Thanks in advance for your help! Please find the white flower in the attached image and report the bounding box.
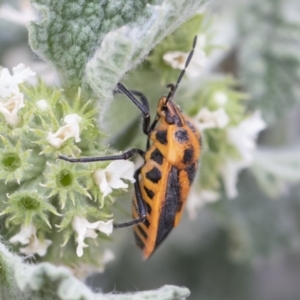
[72,216,113,257]
[221,111,267,198]
[0,92,24,126]
[0,64,35,99]
[36,99,50,111]
[9,223,36,245]
[194,107,229,131]
[0,64,35,126]
[0,0,35,26]
[20,237,52,256]
[47,113,82,148]
[9,224,52,256]
[187,189,220,220]
[93,160,135,198]
[213,91,228,106]
[163,43,206,78]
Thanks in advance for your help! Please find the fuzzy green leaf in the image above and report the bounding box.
[251,147,300,198]
[0,240,190,300]
[29,0,208,102]
[238,0,300,122]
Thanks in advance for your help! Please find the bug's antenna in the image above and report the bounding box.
[165,36,197,103]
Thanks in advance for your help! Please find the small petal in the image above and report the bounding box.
[36,99,50,111]
[221,111,267,199]
[12,64,36,85]
[93,160,135,198]
[163,44,206,78]
[194,107,229,131]
[20,237,52,256]
[47,113,82,148]
[0,92,24,126]
[0,63,35,100]
[72,216,114,257]
[9,223,52,256]
[227,111,266,162]
[106,160,136,183]
[220,159,248,199]
[95,219,113,236]
[213,92,228,106]
[9,224,36,245]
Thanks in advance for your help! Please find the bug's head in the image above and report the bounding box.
[156,95,171,118]
[156,94,183,125]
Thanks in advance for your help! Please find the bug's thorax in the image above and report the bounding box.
[156,96,185,127]
[149,97,201,169]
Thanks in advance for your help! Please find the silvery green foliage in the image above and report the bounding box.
[29,0,208,103]
[252,147,300,198]
[238,0,300,122]
[0,241,190,300]
[0,1,211,298]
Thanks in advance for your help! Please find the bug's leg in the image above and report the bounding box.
[58,148,144,163]
[113,88,149,111]
[129,90,149,112]
[116,82,150,134]
[114,167,147,228]
[146,116,159,150]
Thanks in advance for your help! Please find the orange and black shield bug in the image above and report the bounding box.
[59,36,201,259]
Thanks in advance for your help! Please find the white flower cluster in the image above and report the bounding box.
[0,64,35,126]
[188,93,265,218]
[163,35,267,215]
[70,161,135,257]
[220,111,266,198]
[8,218,112,258]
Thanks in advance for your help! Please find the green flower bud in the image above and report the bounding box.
[0,190,60,228]
[0,136,31,184]
[41,161,92,209]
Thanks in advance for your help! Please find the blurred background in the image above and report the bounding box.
[1,0,300,299]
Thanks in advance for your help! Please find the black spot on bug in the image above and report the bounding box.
[145,167,161,183]
[155,166,180,247]
[145,202,152,215]
[155,130,167,145]
[182,148,194,164]
[185,163,197,185]
[144,218,150,228]
[144,186,155,199]
[164,106,176,125]
[165,113,175,125]
[150,148,163,165]
[175,129,189,143]
[134,231,145,249]
[186,120,196,133]
[136,224,148,239]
